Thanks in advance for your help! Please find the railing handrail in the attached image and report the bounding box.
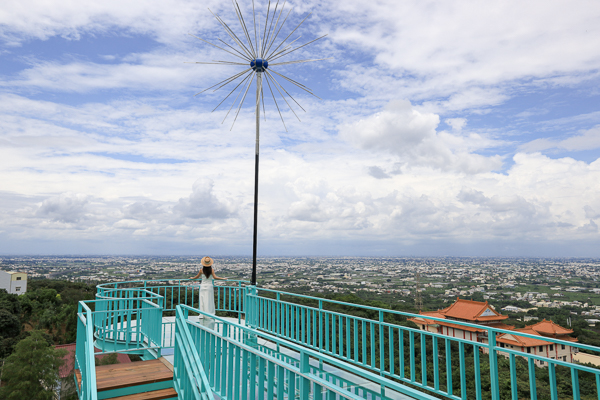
[254,287,598,353]
[97,278,251,290]
[173,307,214,399]
[95,287,165,299]
[75,302,98,400]
[179,304,439,400]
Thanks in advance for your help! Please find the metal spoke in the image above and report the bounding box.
[211,69,252,93]
[209,9,254,60]
[266,12,312,60]
[188,34,250,61]
[264,72,301,122]
[186,61,246,65]
[214,12,255,60]
[270,69,321,99]
[212,10,255,58]
[270,34,328,62]
[218,38,252,61]
[260,1,272,58]
[252,0,258,56]
[194,68,252,96]
[233,0,257,58]
[269,68,312,91]
[263,1,289,58]
[268,36,301,60]
[262,0,281,58]
[265,69,305,112]
[264,72,287,131]
[269,57,332,66]
[212,60,249,65]
[223,72,255,124]
[212,72,253,112]
[231,73,256,130]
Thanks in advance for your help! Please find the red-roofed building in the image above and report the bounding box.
[408,298,578,367]
[408,298,513,344]
[496,320,578,366]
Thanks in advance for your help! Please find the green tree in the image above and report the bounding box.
[0,330,66,400]
[0,309,21,339]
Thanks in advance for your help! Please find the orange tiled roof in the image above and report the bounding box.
[408,311,486,333]
[407,311,446,325]
[529,319,574,336]
[497,327,552,347]
[440,298,508,322]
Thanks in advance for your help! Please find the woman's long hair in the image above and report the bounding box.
[202,266,212,278]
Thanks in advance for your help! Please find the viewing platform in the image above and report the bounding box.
[75,279,600,399]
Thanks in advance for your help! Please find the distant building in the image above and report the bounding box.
[408,298,513,343]
[0,270,27,294]
[497,320,578,366]
[409,298,577,367]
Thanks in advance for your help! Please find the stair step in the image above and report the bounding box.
[76,359,173,392]
[107,388,178,400]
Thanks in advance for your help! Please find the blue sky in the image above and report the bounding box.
[1,0,600,257]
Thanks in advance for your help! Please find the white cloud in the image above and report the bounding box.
[0,0,220,46]
[1,1,600,256]
[173,179,237,220]
[340,100,503,173]
[521,126,600,152]
[35,193,89,223]
[327,0,600,111]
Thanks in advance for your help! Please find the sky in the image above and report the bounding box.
[1,0,600,257]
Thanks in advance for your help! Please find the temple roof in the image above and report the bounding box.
[439,298,508,322]
[497,327,553,347]
[529,319,574,336]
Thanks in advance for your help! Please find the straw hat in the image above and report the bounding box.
[201,256,214,267]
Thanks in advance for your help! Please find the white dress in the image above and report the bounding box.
[199,275,216,316]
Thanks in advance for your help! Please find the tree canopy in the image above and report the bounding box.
[0,330,66,400]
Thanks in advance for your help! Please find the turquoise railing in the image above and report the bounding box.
[173,306,220,400]
[92,288,164,355]
[75,302,98,400]
[249,288,600,400]
[97,279,248,348]
[79,279,600,400]
[97,278,248,312]
[177,304,437,400]
[75,289,165,400]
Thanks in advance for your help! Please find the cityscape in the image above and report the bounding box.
[4,255,600,316]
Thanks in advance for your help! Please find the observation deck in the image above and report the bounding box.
[75,279,600,399]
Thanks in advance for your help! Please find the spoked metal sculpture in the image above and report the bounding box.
[190,0,327,286]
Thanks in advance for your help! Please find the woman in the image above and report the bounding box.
[189,256,226,316]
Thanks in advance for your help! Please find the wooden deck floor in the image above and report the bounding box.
[108,388,178,400]
[76,358,173,392]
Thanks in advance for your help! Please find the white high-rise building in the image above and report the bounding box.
[0,271,27,294]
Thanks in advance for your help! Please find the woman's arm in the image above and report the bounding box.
[189,271,202,280]
[212,270,227,280]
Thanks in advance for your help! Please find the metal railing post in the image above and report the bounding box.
[489,328,500,400]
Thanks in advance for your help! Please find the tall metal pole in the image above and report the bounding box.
[251,71,261,286]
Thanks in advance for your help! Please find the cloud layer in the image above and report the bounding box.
[1,1,600,256]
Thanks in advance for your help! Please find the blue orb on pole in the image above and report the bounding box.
[250,59,268,72]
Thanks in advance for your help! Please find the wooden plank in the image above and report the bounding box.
[108,388,178,400]
[158,357,174,373]
[92,359,173,392]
